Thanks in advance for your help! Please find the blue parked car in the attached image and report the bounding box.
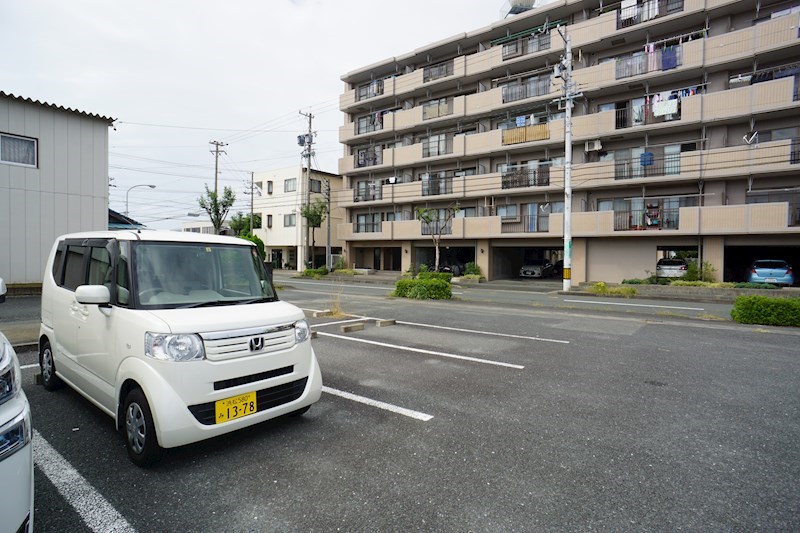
[748,260,794,286]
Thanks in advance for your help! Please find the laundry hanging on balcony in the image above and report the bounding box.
[661,46,679,70]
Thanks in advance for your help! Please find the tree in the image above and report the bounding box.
[300,198,327,268]
[229,211,262,236]
[198,185,236,235]
[416,203,460,272]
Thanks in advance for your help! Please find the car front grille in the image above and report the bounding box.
[200,324,296,361]
[188,377,309,425]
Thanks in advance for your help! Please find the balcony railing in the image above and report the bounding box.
[422,176,453,196]
[613,208,680,230]
[502,124,549,145]
[354,221,382,233]
[501,167,551,189]
[616,45,683,79]
[424,60,454,82]
[501,33,551,60]
[421,220,452,235]
[354,188,382,202]
[422,136,454,157]
[617,0,684,29]
[356,115,384,135]
[422,99,454,120]
[356,80,384,102]
[614,154,680,180]
[615,101,681,128]
[500,214,550,233]
[502,77,551,103]
[355,149,383,168]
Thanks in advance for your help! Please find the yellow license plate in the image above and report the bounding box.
[215,391,257,423]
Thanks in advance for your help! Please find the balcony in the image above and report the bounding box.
[502,124,549,146]
[422,98,454,120]
[502,77,552,104]
[613,207,680,231]
[422,176,453,197]
[424,60,454,83]
[615,45,683,80]
[614,153,681,180]
[617,0,685,29]
[501,167,551,189]
[423,135,454,158]
[355,149,383,168]
[354,221,382,233]
[422,219,453,236]
[501,33,552,61]
[500,214,552,233]
[354,188,382,202]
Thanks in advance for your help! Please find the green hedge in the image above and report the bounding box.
[730,295,800,327]
[394,278,452,300]
[417,271,453,282]
[302,267,328,277]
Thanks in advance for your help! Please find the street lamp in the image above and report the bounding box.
[125,184,156,216]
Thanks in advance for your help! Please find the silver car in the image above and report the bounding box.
[520,259,554,278]
[656,258,688,278]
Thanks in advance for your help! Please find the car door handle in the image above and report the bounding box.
[70,303,81,313]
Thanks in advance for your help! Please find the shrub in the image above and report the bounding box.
[731,295,800,327]
[331,269,357,276]
[587,281,637,297]
[394,278,451,300]
[333,255,348,271]
[670,281,735,288]
[464,262,482,276]
[461,274,482,281]
[622,278,647,285]
[733,282,779,289]
[302,267,328,277]
[418,271,453,282]
[683,260,717,282]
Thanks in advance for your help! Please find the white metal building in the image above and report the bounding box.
[0,92,114,285]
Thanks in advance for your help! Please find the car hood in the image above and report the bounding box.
[144,300,306,334]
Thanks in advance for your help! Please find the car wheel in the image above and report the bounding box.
[123,388,164,467]
[288,405,311,417]
[39,340,64,391]
[452,265,461,276]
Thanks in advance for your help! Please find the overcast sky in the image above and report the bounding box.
[1,0,510,229]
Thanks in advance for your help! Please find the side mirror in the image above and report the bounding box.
[76,285,111,306]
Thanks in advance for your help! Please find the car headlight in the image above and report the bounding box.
[294,319,311,344]
[145,333,205,362]
[0,340,20,407]
[0,407,31,462]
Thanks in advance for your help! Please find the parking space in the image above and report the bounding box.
[16,291,800,531]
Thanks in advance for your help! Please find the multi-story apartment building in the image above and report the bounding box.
[337,0,800,283]
[252,166,344,271]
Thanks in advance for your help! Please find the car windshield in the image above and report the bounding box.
[753,260,788,269]
[132,242,277,309]
[526,259,549,266]
[658,259,685,266]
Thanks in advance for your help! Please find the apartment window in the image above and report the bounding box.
[284,178,296,193]
[267,181,273,195]
[310,179,322,193]
[0,133,37,167]
[496,204,518,218]
[267,214,273,228]
[284,213,296,227]
[422,134,452,157]
[254,181,262,194]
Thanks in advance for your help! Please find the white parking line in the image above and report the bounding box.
[395,321,570,344]
[316,331,525,369]
[33,430,135,532]
[322,386,433,421]
[563,299,705,311]
[20,363,38,370]
[286,280,392,291]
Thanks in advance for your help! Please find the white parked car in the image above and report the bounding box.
[0,278,34,531]
[39,231,322,466]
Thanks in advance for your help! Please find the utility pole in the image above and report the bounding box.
[249,172,255,235]
[209,140,227,195]
[298,111,314,269]
[325,179,332,270]
[555,27,579,292]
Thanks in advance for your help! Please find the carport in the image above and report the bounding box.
[724,243,800,283]
[491,244,563,280]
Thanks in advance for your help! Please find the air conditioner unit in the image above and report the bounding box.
[585,139,602,152]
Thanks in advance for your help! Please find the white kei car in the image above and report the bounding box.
[0,278,34,532]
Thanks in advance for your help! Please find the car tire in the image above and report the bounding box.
[452,265,461,276]
[123,388,164,467]
[39,340,64,391]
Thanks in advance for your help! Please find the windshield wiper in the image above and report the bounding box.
[176,297,274,309]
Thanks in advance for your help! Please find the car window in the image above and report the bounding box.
[62,245,88,291]
[753,260,788,269]
[658,259,686,266]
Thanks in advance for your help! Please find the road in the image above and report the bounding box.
[11,281,800,531]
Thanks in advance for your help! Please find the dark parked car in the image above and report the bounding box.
[748,259,794,286]
[552,260,564,276]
